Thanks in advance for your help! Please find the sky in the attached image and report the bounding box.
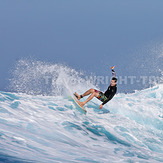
[0,0,163,93]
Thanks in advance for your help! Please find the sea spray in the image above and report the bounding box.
[3,59,163,162]
[9,59,96,96]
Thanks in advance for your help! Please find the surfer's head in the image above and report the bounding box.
[111,77,117,86]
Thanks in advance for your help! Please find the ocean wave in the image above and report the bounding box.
[0,84,162,162]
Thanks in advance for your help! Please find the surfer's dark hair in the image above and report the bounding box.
[112,77,117,83]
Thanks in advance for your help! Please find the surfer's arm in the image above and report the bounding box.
[101,95,113,106]
[111,68,116,78]
[110,66,116,77]
[99,97,113,109]
[101,90,116,106]
[99,104,103,109]
[112,69,116,77]
[99,66,116,109]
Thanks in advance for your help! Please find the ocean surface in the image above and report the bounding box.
[0,61,163,162]
[0,85,163,162]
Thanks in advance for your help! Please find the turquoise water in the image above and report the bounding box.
[0,84,163,162]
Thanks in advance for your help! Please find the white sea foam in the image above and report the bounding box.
[0,84,162,162]
[1,59,162,162]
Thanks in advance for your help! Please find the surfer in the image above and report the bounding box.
[74,66,117,110]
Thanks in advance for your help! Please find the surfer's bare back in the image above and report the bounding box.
[75,66,117,110]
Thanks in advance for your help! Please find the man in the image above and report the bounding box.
[74,66,117,110]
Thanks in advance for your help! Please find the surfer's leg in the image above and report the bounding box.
[80,89,99,106]
[74,92,81,100]
[75,88,95,100]
[81,88,95,97]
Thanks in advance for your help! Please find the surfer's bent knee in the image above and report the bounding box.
[90,88,95,93]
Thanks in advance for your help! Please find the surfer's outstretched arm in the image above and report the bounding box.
[111,66,116,77]
[99,66,117,109]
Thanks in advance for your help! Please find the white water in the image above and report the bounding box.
[0,88,162,162]
[0,60,162,162]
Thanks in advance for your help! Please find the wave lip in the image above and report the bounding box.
[9,59,95,96]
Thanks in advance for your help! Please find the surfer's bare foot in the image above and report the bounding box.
[75,92,81,100]
[78,101,85,107]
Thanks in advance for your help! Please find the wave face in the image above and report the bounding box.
[1,60,163,162]
[0,84,163,162]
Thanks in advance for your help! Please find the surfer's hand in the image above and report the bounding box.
[111,66,115,70]
[99,104,103,109]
